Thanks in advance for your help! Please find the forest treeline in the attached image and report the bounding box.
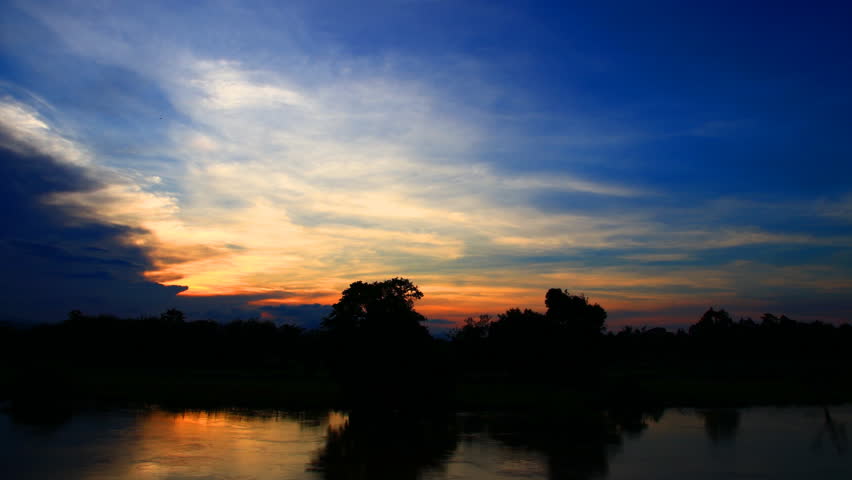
[2,277,851,407]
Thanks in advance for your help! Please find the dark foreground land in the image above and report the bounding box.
[3,364,850,412]
[2,280,852,412]
[2,317,851,412]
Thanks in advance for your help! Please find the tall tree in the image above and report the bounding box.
[544,288,607,337]
[322,277,428,339]
[321,278,435,406]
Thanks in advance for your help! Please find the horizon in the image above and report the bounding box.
[2,1,851,330]
[0,282,840,337]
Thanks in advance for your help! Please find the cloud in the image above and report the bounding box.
[0,98,180,312]
[0,97,90,166]
[0,97,314,323]
[424,318,457,338]
[4,2,852,328]
[0,131,185,320]
[190,60,312,110]
[621,253,693,263]
[819,194,852,223]
[99,56,652,300]
[257,303,332,329]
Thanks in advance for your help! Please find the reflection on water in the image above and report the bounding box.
[1,408,335,480]
[310,410,458,479]
[815,407,848,455]
[697,409,741,444]
[1,405,850,479]
[480,409,654,480]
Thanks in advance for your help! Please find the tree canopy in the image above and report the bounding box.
[544,288,607,337]
[321,277,428,340]
[319,278,438,405]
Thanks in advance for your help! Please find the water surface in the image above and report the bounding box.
[1,405,849,479]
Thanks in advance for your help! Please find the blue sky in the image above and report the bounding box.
[1,0,851,329]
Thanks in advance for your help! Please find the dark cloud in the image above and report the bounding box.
[0,132,336,326]
[0,147,186,321]
[257,303,332,329]
[0,129,235,322]
[153,244,232,265]
[424,318,456,338]
[146,291,330,327]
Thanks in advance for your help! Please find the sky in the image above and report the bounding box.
[1,0,851,330]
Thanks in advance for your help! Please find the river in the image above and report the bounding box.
[1,405,849,479]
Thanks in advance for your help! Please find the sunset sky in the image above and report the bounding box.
[1,1,851,330]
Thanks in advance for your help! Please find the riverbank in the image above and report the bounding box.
[3,366,852,411]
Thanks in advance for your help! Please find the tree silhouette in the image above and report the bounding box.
[322,278,428,340]
[4,282,852,409]
[544,288,607,337]
[160,308,185,323]
[321,278,436,407]
[689,307,734,337]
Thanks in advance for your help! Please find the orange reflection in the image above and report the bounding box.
[99,409,347,479]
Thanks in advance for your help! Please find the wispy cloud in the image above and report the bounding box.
[0,97,89,165]
[3,1,852,326]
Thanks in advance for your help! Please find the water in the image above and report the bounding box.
[1,406,849,479]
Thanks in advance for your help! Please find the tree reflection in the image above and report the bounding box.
[485,408,660,480]
[310,410,458,480]
[310,407,662,480]
[697,409,740,444]
[813,407,848,454]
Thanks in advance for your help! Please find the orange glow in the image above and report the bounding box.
[247,292,340,306]
[90,409,350,479]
